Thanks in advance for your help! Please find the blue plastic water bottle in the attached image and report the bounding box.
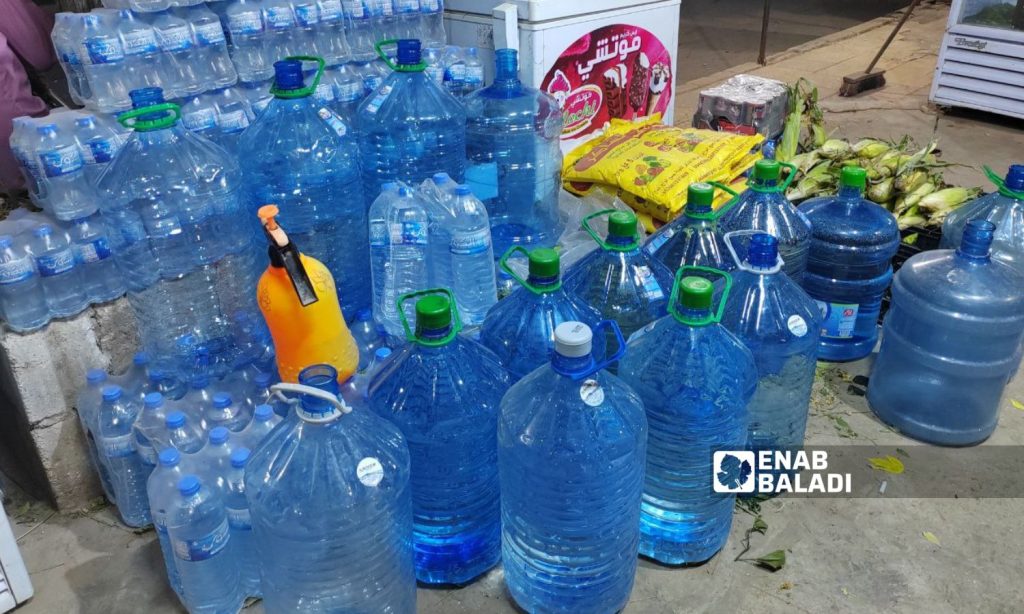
[718,159,811,281]
[369,185,431,336]
[205,392,253,433]
[646,182,735,275]
[563,209,672,347]
[133,391,169,469]
[146,448,187,600]
[446,185,497,326]
[245,364,416,612]
[368,289,508,584]
[0,233,49,332]
[160,410,205,454]
[224,447,261,598]
[800,166,900,361]
[464,48,563,255]
[499,321,646,613]
[356,39,466,204]
[480,246,604,382]
[239,404,282,449]
[721,232,822,456]
[240,58,370,317]
[868,220,1024,445]
[77,369,117,503]
[98,385,153,527]
[618,269,756,564]
[942,165,1024,275]
[30,223,88,318]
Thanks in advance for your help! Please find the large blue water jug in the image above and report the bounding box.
[356,39,466,204]
[498,320,646,613]
[96,87,264,368]
[480,247,604,382]
[563,209,672,347]
[646,182,735,275]
[718,159,811,281]
[368,289,509,585]
[618,270,756,564]
[721,232,822,455]
[868,220,1024,445]
[239,58,370,317]
[941,165,1024,275]
[800,166,900,361]
[245,364,416,612]
[464,48,563,255]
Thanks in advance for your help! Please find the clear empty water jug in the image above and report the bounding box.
[941,165,1024,276]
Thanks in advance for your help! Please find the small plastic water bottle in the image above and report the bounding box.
[462,47,483,96]
[147,448,187,599]
[98,385,152,527]
[314,0,348,66]
[369,186,431,336]
[34,124,98,221]
[133,392,169,469]
[205,392,252,433]
[72,115,124,185]
[343,0,376,61]
[199,426,237,491]
[52,13,92,105]
[418,0,445,47]
[30,224,89,319]
[0,233,49,333]
[441,46,465,96]
[226,0,272,82]
[70,214,125,304]
[116,9,165,95]
[349,308,388,370]
[167,475,244,613]
[446,185,497,327]
[79,13,131,112]
[180,374,216,429]
[152,10,203,99]
[77,369,118,503]
[262,0,299,64]
[421,174,454,291]
[179,92,219,140]
[224,447,261,598]
[161,410,206,454]
[291,0,321,55]
[239,404,281,450]
[182,3,238,90]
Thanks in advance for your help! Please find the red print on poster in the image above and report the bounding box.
[542,24,672,141]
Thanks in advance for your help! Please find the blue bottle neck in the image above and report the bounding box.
[526,273,560,291]
[551,353,596,378]
[838,185,864,200]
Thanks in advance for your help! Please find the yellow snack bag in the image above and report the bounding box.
[563,117,763,222]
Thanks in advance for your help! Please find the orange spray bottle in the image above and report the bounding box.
[256,205,359,383]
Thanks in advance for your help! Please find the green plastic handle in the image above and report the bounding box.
[499,246,558,295]
[985,165,1024,200]
[269,55,326,98]
[749,160,799,194]
[118,103,181,132]
[396,287,462,347]
[667,265,732,327]
[581,208,638,252]
[685,181,738,221]
[375,39,426,72]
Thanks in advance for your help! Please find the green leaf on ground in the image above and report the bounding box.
[922,531,940,546]
[896,447,910,457]
[752,516,768,534]
[832,415,858,438]
[756,550,787,571]
[1011,399,1024,411]
[868,455,905,474]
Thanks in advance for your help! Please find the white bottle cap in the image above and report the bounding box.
[554,322,593,358]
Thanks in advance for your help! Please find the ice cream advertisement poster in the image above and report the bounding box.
[542,24,672,141]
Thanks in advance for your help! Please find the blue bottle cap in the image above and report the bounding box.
[397,186,413,198]
[454,185,472,196]
[158,448,180,467]
[375,347,392,360]
[274,60,305,90]
[1006,165,1024,192]
[396,39,422,66]
[133,352,149,366]
[86,369,107,384]
[36,124,57,136]
[230,447,251,469]
[212,392,232,409]
[101,385,122,402]
[209,426,230,445]
[254,371,272,387]
[130,87,165,109]
[254,404,274,421]
[148,368,166,383]
[144,392,164,409]
[32,224,52,238]
[747,233,779,269]
[432,173,451,185]
[178,475,201,496]
[165,410,186,429]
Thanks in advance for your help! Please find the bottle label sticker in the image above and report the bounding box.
[450,228,491,256]
[362,74,383,95]
[465,65,484,86]
[390,221,428,246]
[816,300,858,339]
[369,220,387,247]
[75,238,112,263]
[343,0,368,19]
[372,0,393,17]
[121,29,159,55]
[157,25,194,52]
[318,0,343,21]
[580,379,605,407]
[82,36,125,64]
[334,80,363,102]
[37,249,76,277]
[357,457,384,487]
[425,64,444,84]
[40,144,84,177]
[218,109,250,133]
[317,108,347,138]
[228,12,264,35]
[226,507,252,530]
[787,314,808,337]
[182,107,217,131]
[421,0,441,12]
[60,48,81,65]
[0,258,33,285]
[172,518,229,562]
[363,84,392,114]
[646,226,675,254]
[313,82,335,103]
[444,63,466,83]
[294,3,320,26]
[87,138,118,164]
[194,22,227,46]
[102,433,135,458]
[395,0,419,14]
[634,265,665,300]
[264,7,296,29]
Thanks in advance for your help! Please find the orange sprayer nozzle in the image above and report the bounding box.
[258,205,280,230]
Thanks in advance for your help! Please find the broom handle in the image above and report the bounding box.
[866,0,923,73]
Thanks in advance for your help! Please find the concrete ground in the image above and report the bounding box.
[7,3,1024,613]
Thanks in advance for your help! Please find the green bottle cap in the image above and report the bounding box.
[415,295,451,333]
[608,210,638,239]
[687,182,715,211]
[840,166,868,189]
[528,248,560,279]
[753,159,782,182]
[679,276,713,310]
